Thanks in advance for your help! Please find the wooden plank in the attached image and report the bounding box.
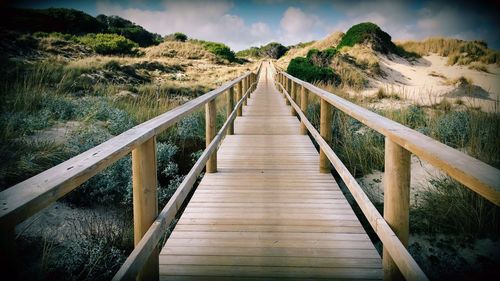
[161,246,380,259]
[159,63,382,280]
[159,255,381,268]
[159,265,383,279]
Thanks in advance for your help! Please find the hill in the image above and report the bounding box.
[0,7,162,47]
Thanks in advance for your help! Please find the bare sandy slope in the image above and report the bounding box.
[363,54,500,111]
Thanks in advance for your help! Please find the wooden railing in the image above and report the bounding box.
[0,63,262,280]
[271,62,500,281]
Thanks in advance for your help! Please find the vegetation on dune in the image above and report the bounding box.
[337,22,419,58]
[77,33,138,55]
[189,39,239,63]
[95,14,162,47]
[0,7,162,47]
[287,57,336,84]
[164,32,188,42]
[0,7,102,35]
[397,37,500,65]
[237,42,289,59]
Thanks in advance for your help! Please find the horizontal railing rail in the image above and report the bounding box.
[277,69,500,205]
[272,61,500,281]
[0,62,262,280]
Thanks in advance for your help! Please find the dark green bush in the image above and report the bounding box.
[287,57,339,84]
[96,14,162,47]
[164,32,188,42]
[306,48,337,67]
[0,7,101,35]
[77,33,138,55]
[337,22,414,57]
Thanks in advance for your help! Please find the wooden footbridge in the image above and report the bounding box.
[1,62,499,281]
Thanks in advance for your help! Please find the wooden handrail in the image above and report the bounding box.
[273,59,500,280]
[0,65,261,231]
[276,81,429,281]
[112,78,259,281]
[278,71,500,205]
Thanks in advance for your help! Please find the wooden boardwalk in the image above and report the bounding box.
[159,63,383,280]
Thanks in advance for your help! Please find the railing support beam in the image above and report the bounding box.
[285,78,291,105]
[319,98,332,173]
[300,85,309,135]
[383,138,411,281]
[291,81,297,116]
[132,137,159,281]
[243,77,248,106]
[205,99,217,173]
[237,80,243,116]
[227,86,235,135]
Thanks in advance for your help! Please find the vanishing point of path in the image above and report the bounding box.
[159,62,383,280]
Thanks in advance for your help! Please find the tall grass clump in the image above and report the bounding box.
[411,177,500,238]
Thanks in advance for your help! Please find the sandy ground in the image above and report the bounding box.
[358,155,443,205]
[362,54,500,112]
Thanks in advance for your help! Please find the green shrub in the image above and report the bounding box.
[287,57,339,84]
[65,126,132,206]
[78,33,138,55]
[306,48,337,67]
[434,111,470,147]
[338,22,414,57]
[198,41,236,62]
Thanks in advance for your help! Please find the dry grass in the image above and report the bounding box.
[144,41,216,61]
[468,62,489,73]
[397,37,500,65]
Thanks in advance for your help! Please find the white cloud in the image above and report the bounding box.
[96,0,276,50]
[279,7,324,45]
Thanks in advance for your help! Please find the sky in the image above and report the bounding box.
[13,0,500,51]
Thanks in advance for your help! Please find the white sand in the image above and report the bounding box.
[358,155,444,206]
[362,54,500,112]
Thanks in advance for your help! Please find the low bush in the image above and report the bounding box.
[434,111,470,147]
[287,57,339,84]
[164,32,188,42]
[77,33,138,55]
[195,40,236,62]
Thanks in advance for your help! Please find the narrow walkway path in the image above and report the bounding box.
[159,62,382,280]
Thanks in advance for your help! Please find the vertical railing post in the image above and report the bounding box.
[300,85,309,135]
[243,76,248,106]
[285,77,291,105]
[206,99,217,173]
[227,86,234,135]
[319,99,332,173]
[237,80,243,117]
[290,81,297,115]
[132,137,159,281]
[383,138,411,281]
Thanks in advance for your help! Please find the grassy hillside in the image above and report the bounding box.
[397,37,500,65]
